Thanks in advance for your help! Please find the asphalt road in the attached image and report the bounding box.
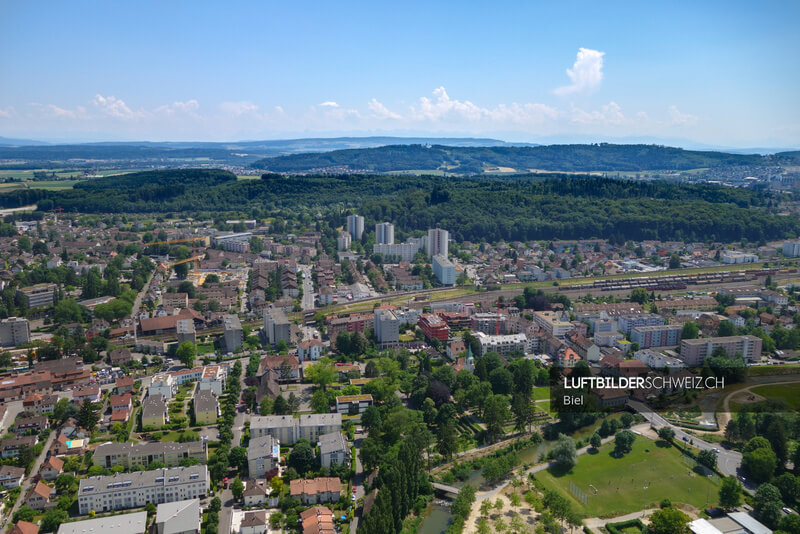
[628,400,744,481]
[300,265,315,311]
[351,431,365,534]
[0,430,57,531]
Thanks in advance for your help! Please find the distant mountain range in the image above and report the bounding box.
[0,136,797,174]
[251,143,798,174]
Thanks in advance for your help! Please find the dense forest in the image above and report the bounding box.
[0,169,798,243]
[251,143,777,174]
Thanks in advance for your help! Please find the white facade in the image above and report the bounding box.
[374,307,400,345]
[346,215,364,241]
[149,374,176,400]
[432,255,456,286]
[427,228,449,259]
[375,222,394,245]
[78,466,209,515]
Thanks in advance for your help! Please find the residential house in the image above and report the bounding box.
[335,394,373,416]
[72,384,101,404]
[155,499,201,534]
[56,513,147,534]
[250,413,342,445]
[142,394,168,428]
[93,441,207,469]
[319,432,350,469]
[300,506,335,534]
[297,339,323,363]
[1,435,37,458]
[289,477,342,506]
[115,376,135,394]
[13,415,48,435]
[26,481,56,509]
[110,393,133,423]
[240,511,267,534]
[40,456,64,481]
[108,348,133,366]
[11,521,39,534]
[193,390,218,425]
[247,435,280,479]
[149,374,177,399]
[77,466,209,515]
[22,393,58,415]
[0,465,25,488]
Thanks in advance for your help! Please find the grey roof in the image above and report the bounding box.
[155,499,201,534]
[142,395,167,419]
[250,413,342,433]
[299,413,342,427]
[223,314,242,330]
[78,465,208,497]
[193,390,218,414]
[250,414,295,430]
[56,511,147,534]
[0,465,25,477]
[94,440,205,458]
[247,435,279,461]
[241,511,266,528]
[319,432,348,456]
[728,512,772,534]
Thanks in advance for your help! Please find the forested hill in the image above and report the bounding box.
[251,143,766,174]
[1,169,798,244]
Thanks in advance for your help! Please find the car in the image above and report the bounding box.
[783,507,796,515]
[682,436,689,442]
[351,494,356,501]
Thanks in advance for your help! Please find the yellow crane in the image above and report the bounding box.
[147,236,209,271]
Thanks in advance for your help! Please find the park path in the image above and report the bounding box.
[716,378,800,433]
[460,425,652,534]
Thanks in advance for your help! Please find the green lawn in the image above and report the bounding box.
[533,438,720,518]
[533,386,551,401]
[750,382,800,411]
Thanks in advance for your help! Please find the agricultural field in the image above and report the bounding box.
[533,438,720,518]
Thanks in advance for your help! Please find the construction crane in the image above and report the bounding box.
[148,236,209,272]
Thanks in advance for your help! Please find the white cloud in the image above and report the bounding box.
[93,94,138,119]
[319,101,339,108]
[554,48,605,96]
[411,86,487,122]
[571,101,625,125]
[220,101,260,116]
[669,105,698,125]
[0,106,14,118]
[368,98,401,120]
[155,100,200,116]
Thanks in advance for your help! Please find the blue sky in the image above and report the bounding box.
[1,1,798,147]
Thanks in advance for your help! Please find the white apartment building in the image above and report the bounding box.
[78,466,209,515]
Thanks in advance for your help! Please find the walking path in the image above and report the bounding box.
[461,425,652,533]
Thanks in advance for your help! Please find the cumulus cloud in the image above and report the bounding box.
[571,101,626,125]
[554,48,605,96]
[411,86,487,122]
[367,98,402,120]
[155,100,200,116]
[93,94,138,119]
[669,105,698,125]
[319,101,339,108]
[220,101,260,116]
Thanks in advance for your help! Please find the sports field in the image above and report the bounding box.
[533,437,720,517]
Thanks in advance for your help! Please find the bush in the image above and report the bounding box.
[606,519,646,534]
